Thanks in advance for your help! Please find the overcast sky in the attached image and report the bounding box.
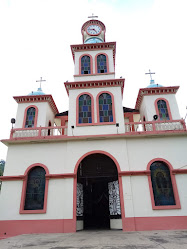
[0,0,187,160]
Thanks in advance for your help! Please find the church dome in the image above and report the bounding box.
[28,87,45,96]
[146,80,163,88]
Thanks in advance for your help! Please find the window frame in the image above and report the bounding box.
[23,105,38,128]
[147,158,181,210]
[79,54,93,75]
[154,98,172,121]
[96,91,116,125]
[20,163,49,214]
[95,53,109,74]
[76,92,95,126]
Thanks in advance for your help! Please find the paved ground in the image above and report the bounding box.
[0,230,187,249]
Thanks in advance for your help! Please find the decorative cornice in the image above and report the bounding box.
[13,95,59,115]
[64,78,125,95]
[70,42,116,67]
[135,86,179,109]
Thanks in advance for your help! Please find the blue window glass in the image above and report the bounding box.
[97,54,107,73]
[157,100,170,120]
[24,167,46,210]
[81,56,91,74]
[150,161,175,206]
[25,107,36,128]
[79,94,92,124]
[99,93,113,123]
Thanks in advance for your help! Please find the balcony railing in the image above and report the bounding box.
[8,119,186,141]
[125,119,186,134]
[10,126,67,139]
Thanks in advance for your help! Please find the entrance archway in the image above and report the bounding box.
[76,152,122,230]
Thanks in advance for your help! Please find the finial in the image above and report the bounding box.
[36,77,46,90]
[145,69,155,84]
[88,13,98,19]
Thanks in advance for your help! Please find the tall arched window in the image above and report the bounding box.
[25,107,36,128]
[150,161,175,206]
[157,100,170,120]
[81,55,91,74]
[24,166,46,210]
[97,54,107,73]
[99,93,113,122]
[79,94,92,124]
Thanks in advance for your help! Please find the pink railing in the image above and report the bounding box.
[125,119,186,134]
[10,126,67,139]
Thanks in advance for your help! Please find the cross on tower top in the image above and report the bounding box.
[36,77,46,89]
[145,69,155,81]
[88,13,98,19]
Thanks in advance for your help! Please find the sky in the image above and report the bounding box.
[0,0,187,160]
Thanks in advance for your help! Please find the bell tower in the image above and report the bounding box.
[65,19,125,136]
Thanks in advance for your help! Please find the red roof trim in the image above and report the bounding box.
[70,42,116,69]
[64,78,125,95]
[13,94,59,115]
[135,86,180,109]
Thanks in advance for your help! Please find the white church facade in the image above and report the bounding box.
[0,19,187,238]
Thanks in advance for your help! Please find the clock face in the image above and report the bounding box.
[86,24,101,35]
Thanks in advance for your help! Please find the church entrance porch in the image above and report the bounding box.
[76,153,122,230]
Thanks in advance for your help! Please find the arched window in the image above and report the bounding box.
[157,100,170,120]
[79,94,92,124]
[99,93,113,122]
[150,161,175,206]
[97,54,107,73]
[24,166,46,210]
[81,55,91,74]
[25,107,36,128]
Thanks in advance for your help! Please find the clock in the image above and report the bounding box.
[86,24,102,36]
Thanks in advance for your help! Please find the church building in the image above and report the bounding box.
[0,19,187,238]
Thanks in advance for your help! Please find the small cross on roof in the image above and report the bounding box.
[36,77,46,89]
[88,13,98,19]
[145,69,155,81]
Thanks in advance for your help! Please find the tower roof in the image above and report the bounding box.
[28,87,45,96]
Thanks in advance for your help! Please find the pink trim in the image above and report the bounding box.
[14,95,59,115]
[155,98,172,120]
[22,105,38,128]
[76,92,94,126]
[135,86,179,109]
[95,52,109,74]
[19,163,49,214]
[0,219,75,238]
[64,78,125,95]
[79,54,93,75]
[0,173,76,181]
[1,216,187,238]
[96,91,116,124]
[147,158,181,210]
[73,150,126,231]
[123,216,187,231]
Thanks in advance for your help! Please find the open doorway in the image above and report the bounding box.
[77,153,121,230]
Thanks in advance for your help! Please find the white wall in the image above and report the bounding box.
[140,94,181,121]
[14,102,55,129]
[1,134,187,221]
[68,86,125,136]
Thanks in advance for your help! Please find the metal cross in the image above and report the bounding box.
[145,69,155,80]
[36,77,46,89]
[88,13,98,19]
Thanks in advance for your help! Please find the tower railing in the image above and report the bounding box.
[10,126,67,139]
[125,119,186,134]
